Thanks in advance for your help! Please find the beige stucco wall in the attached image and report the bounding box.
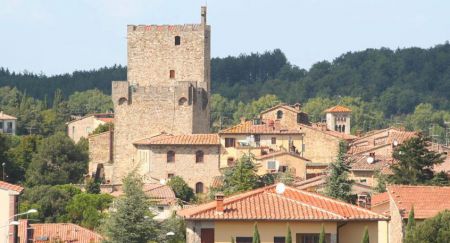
[137,145,220,190]
[215,221,337,243]
[260,106,304,128]
[67,116,105,143]
[338,221,380,243]
[350,170,376,187]
[256,153,309,179]
[219,134,304,168]
[0,189,10,243]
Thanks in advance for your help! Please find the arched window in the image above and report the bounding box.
[338,125,342,132]
[342,125,346,133]
[335,125,338,131]
[178,97,188,106]
[195,182,204,193]
[195,150,204,163]
[175,36,181,45]
[276,110,283,119]
[167,151,175,163]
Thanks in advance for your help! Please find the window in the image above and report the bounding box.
[0,122,3,129]
[342,125,345,132]
[271,137,276,145]
[196,150,204,163]
[225,138,236,148]
[175,36,181,45]
[254,134,261,146]
[118,97,127,105]
[167,151,175,163]
[267,160,278,171]
[279,165,288,173]
[236,237,253,243]
[227,157,235,166]
[168,173,174,178]
[274,237,285,243]
[335,125,338,131]
[170,70,175,79]
[157,206,164,212]
[296,233,331,243]
[195,182,204,193]
[276,110,283,119]
[360,179,367,184]
[7,122,12,129]
[178,97,188,106]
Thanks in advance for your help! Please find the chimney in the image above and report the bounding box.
[215,193,225,213]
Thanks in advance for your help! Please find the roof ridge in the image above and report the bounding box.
[286,186,387,218]
[267,190,345,219]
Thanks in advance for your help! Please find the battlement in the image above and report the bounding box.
[127,24,208,33]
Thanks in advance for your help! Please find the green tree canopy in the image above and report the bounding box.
[390,135,444,185]
[404,206,416,243]
[221,154,260,195]
[103,173,157,243]
[412,210,450,243]
[25,132,88,186]
[325,141,353,202]
[67,89,113,116]
[166,176,196,203]
[66,193,113,229]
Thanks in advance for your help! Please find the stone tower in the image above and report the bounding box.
[325,105,352,135]
[111,7,211,183]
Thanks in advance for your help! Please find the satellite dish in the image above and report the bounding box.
[366,157,374,164]
[160,179,166,185]
[275,183,286,194]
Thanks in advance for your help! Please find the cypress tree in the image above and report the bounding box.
[252,222,261,243]
[319,224,326,243]
[404,206,416,243]
[361,226,369,243]
[325,141,353,202]
[285,224,292,243]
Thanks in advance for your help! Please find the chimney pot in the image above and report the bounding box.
[215,193,225,212]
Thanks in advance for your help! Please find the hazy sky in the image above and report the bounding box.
[0,0,449,75]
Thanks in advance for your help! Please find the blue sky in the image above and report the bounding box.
[0,0,449,75]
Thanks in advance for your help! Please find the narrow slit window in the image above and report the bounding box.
[175,36,181,45]
[170,70,175,79]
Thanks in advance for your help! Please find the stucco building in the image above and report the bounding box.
[67,113,113,143]
[0,181,24,243]
[178,184,388,243]
[0,111,17,135]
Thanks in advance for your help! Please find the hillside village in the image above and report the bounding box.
[2,6,450,243]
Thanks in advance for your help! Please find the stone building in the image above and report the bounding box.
[325,105,352,135]
[0,181,24,243]
[67,113,113,143]
[90,7,213,185]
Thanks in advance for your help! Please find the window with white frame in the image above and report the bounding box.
[267,160,278,172]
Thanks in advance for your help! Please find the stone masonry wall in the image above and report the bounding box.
[142,145,220,190]
[88,131,112,177]
[389,195,404,243]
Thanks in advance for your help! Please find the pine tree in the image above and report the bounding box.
[390,135,444,185]
[319,224,326,243]
[52,89,63,109]
[325,141,353,202]
[361,226,369,243]
[102,173,156,243]
[252,222,261,243]
[285,224,292,243]
[404,206,416,243]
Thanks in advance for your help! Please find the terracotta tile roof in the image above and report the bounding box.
[349,154,394,174]
[388,185,450,219]
[220,121,302,135]
[211,176,224,188]
[0,112,17,120]
[324,105,352,113]
[371,192,389,206]
[134,133,220,146]
[110,183,177,205]
[96,117,114,123]
[260,103,302,115]
[293,175,327,190]
[21,222,103,243]
[0,181,24,193]
[348,128,417,155]
[299,124,357,141]
[255,151,310,161]
[178,185,387,221]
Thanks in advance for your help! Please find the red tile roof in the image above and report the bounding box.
[348,128,417,155]
[20,222,103,243]
[260,103,302,115]
[349,154,394,174]
[96,117,114,123]
[178,185,387,221]
[387,185,450,219]
[324,105,352,113]
[134,133,220,146]
[220,120,302,135]
[255,151,310,161]
[110,183,177,205]
[371,192,389,206]
[0,111,17,120]
[299,124,357,141]
[0,181,24,193]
